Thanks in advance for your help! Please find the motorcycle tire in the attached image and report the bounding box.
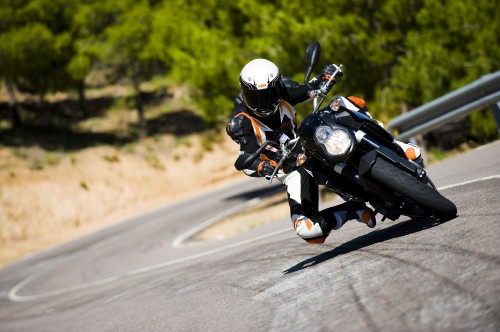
[370,158,457,221]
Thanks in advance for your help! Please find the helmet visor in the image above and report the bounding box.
[242,85,282,117]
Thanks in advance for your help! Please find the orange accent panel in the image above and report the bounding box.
[281,102,294,118]
[305,219,313,230]
[293,221,299,229]
[257,161,264,173]
[293,218,302,229]
[280,101,295,121]
[322,75,336,81]
[348,96,366,108]
[361,209,372,223]
[306,237,326,244]
[405,147,417,160]
[258,159,277,174]
[234,112,265,145]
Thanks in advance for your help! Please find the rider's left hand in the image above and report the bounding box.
[257,159,278,177]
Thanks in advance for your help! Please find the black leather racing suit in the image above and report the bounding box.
[226,78,374,243]
[226,78,324,230]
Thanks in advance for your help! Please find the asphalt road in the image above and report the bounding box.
[0,140,499,332]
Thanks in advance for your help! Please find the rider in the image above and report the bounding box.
[226,58,421,244]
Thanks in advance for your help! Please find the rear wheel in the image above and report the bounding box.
[370,158,457,221]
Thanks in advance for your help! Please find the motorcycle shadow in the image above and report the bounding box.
[283,215,455,275]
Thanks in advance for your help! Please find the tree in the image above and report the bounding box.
[390,0,500,109]
[0,23,62,126]
[76,0,160,137]
[1,0,497,144]
[150,0,244,128]
[0,0,81,127]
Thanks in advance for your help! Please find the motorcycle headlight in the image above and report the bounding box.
[314,126,352,156]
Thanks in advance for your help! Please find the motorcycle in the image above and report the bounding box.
[239,41,457,222]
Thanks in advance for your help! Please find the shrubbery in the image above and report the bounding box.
[1,0,498,143]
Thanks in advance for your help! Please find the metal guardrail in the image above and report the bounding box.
[386,71,500,141]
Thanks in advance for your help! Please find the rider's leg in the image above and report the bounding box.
[281,168,375,245]
[281,168,330,244]
[319,199,376,230]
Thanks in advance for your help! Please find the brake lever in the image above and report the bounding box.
[268,138,300,184]
[268,153,288,184]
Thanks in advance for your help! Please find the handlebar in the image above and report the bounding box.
[268,137,300,183]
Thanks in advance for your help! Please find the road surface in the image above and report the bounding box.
[0,140,499,332]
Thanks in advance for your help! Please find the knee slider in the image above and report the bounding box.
[293,215,326,244]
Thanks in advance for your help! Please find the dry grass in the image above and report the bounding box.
[0,133,245,266]
[0,82,249,267]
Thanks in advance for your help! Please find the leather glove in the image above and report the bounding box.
[257,160,278,177]
[320,64,343,82]
[309,64,343,92]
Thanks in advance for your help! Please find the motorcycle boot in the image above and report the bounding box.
[347,208,376,228]
[329,208,376,229]
[322,200,376,229]
[292,213,331,244]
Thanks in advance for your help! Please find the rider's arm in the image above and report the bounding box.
[282,77,311,105]
[226,111,266,177]
[233,136,263,176]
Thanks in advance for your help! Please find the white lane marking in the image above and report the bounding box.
[437,174,500,191]
[8,228,290,302]
[101,288,136,305]
[2,195,215,268]
[172,197,262,248]
[8,174,499,302]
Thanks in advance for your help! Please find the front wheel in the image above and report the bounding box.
[370,158,457,221]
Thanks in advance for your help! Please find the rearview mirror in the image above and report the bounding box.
[305,42,321,67]
[304,42,321,87]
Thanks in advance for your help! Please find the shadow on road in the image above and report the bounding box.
[225,183,283,201]
[283,216,452,275]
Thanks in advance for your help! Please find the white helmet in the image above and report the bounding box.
[239,59,283,117]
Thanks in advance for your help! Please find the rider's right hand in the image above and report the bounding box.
[321,64,343,80]
[309,64,342,93]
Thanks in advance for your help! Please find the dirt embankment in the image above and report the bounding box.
[0,134,248,267]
